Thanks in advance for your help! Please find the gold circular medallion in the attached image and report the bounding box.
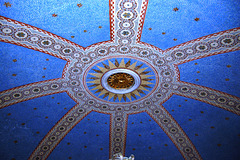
[107,73,134,89]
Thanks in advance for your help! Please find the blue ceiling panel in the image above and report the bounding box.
[48,111,110,160]
[0,0,110,47]
[125,112,183,160]
[178,51,240,97]
[0,42,67,92]
[0,0,239,159]
[141,0,240,50]
[0,92,76,160]
[163,95,240,160]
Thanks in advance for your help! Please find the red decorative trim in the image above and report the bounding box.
[109,0,115,41]
[173,64,180,81]
[122,114,129,156]
[137,41,163,53]
[136,0,149,42]
[84,40,114,50]
[62,61,71,78]
[109,114,113,158]
[65,90,81,105]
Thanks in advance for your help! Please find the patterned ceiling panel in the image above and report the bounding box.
[0,0,239,160]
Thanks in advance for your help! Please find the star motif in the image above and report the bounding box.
[173,7,179,12]
[77,3,82,7]
[173,38,177,41]
[148,28,152,30]
[226,65,231,68]
[194,17,200,21]
[162,32,166,35]
[4,2,11,7]
[98,26,102,29]
[52,14,58,17]
[71,36,75,38]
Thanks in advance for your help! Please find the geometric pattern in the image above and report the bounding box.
[0,0,240,160]
[85,57,157,103]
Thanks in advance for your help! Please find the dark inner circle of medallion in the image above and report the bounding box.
[107,73,134,89]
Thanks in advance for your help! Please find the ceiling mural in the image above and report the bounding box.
[0,0,240,160]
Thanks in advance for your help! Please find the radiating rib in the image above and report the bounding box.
[28,104,92,160]
[109,111,128,158]
[0,78,66,108]
[146,105,202,160]
[172,81,240,115]
[163,27,240,65]
[110,0,149,44]
[0,16,84,61]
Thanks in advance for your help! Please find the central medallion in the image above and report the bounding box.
[102,69,141,94]
[84,57,157,103]
[108,73,134,89]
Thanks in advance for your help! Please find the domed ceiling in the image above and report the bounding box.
[0,0,240,160]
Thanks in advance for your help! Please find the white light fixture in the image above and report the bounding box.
[110,153,135,160]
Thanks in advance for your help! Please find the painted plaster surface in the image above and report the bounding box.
[0,0,240,160]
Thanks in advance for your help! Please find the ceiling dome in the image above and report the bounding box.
[0,0,240,160]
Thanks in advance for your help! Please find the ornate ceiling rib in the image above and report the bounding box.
[110,0,146,45]
[0,78,66,109]
[172,81,240,115]
[0,16,85,61]
[146,105,202,160]
[0,0,239,160]
[166,28,240,65]
[109,111,129,157]
[28,104,92,160]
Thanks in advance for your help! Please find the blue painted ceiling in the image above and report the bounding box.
[0,0,240,160]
